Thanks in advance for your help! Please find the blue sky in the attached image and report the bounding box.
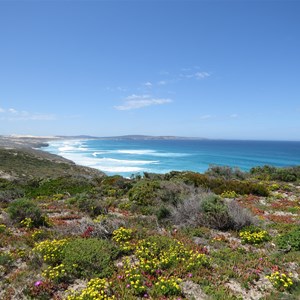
[0,0,299,140]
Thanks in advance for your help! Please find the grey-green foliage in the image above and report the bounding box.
[7,198,46,227]
[170,191,256,230]
[62,238,119,279]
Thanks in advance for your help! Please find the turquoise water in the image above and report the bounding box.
[43,139,300,177]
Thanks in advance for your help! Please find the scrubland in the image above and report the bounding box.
[0,149,299,299]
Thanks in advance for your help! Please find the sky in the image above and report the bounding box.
[0,0,299,141]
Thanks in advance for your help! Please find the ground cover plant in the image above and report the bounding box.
[0,154,299,300]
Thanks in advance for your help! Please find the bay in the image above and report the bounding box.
[42,139,300,177]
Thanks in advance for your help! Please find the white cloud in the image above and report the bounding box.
[114,94,172,111]
[158,80,167,85]
[8,108,18,114]
[181,67,192,72]
[144,82,152,87]
[194,72,210,79]
[0,107,56,121]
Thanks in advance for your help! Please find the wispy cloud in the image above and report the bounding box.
[181,71,211,80]
[194,72,210,79]
[8,108,18,114]
[0,107,56,121]
[178,66,211,81]
[230,114,239,118]
[114,94,172,111]
[199,114,213,120]
[158,80,167,86]
[106,86,127,92]
[144,82,153,88]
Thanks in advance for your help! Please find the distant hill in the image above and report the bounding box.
[0,147,105,182]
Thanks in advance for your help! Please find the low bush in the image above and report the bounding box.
[134,235,210,274]
[170,192,231,229]
[0,188,25,205]
[239,226,271,245]
[67,193,106,217]
[169,172,269,197]
[7,198,46,227]
[67,278,114,300]
[276,226,300,251]
[153,276,182,297]
[62,238,119,279]
[170,193,206,228]
[0,251,13,267]
[220,190,238,198]
[128,180,160,206]
[33,239,68,265]
[100,175,132,197]
[156,205,171,221]
[266,272,293,291]
[250,165,300,182]
[158,181,193,205]
[24,176,94,197]
[205,165,247,180]
[201,195,231,229]
[170,192,257,230]
[226,200,258,230]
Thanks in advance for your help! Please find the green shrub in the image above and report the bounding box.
[153,276,182,297]
[250,165,300,182]
[205,165,247,180]
[276,226,300,251]
[100,175,132,197]
[0,224,7,233]
[0,251,13,267]
[220,190,238,198]
[7,198,46,227]
[156,205,171,221]
[67,193,106,217]
[128,180,160,205]
[25,176,94,197]
[201,195,231,229]
[268,183,280,191]
[170,171,269,197]
[62,238,119,279]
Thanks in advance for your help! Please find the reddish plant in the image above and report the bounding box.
[81,226,94,238]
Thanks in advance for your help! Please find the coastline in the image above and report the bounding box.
[2,135,300,179]
[0,135,106,180]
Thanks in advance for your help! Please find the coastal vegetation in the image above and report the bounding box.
[0,147,299,299]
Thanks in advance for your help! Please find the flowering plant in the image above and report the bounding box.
[266,271,293,291]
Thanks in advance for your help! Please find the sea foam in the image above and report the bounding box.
[43,138,300,177]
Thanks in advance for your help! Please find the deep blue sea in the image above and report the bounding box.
[42,139,300,178]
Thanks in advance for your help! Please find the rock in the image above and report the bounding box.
[225,278,272,300]
[180,280,210,300]
[193,237,209,246]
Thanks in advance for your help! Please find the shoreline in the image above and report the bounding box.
[0,135,87,166]
[2,135,300,179]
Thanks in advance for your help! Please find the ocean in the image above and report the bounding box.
[42,139,300,178]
